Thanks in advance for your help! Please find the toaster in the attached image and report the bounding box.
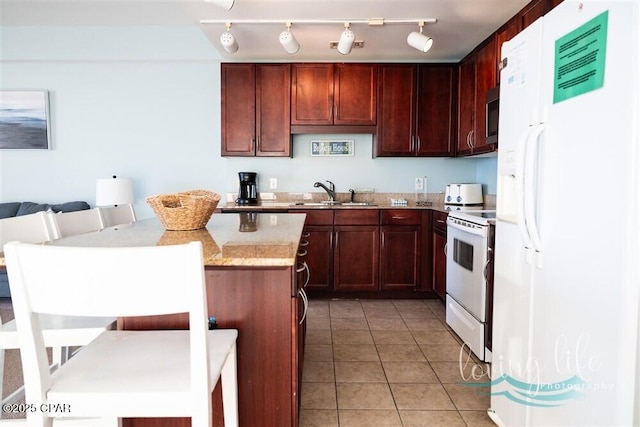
[445,183,483,206]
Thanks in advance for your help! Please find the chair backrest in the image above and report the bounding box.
[3,241,209,413]
[99,204,136,227]
[0,212,56,247]
[49,208,105,239]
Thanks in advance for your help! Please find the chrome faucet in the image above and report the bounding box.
[314,180,336,201]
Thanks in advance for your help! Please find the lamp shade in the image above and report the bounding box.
[279,30,300,54]
[204,0,234,10]
[220,31,239,53]
[407,31,433,52]
[338,28,355,55]
[96,177,134,206]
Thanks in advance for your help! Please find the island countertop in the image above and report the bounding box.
[0,213,307,267]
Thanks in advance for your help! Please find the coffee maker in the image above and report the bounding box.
[236,172,258,205]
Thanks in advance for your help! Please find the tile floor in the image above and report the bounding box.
[299,298,495,427]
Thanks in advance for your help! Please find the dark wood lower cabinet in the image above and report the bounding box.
[380,225,421,290]
[431,211,448,300]
[120,266,300,427]
[333,225,380,291]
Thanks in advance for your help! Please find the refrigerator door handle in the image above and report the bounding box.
[524,123,545,262]
[515,126,536,259]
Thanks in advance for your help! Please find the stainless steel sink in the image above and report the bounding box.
[290,201,376,207]
[340,202,377,207]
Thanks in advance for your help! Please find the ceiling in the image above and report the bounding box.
[0,0,531,62]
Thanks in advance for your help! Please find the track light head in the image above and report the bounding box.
[279,22,300,54]
[337,22,355,55]
[220,23,238,54]
[407,21,433,53]
[204,0,234,11]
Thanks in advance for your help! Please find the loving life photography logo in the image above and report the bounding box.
[457,334,612,407]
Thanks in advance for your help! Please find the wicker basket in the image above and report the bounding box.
[146,190,220,231]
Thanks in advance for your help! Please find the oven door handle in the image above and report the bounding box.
[446,219,485,237]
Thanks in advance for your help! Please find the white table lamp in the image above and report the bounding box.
[96,176,134,207]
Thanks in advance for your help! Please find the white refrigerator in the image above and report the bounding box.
[490,1,640,426]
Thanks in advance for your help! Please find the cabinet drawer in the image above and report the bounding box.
[334,209,379,225]
[380,209,421,225]
[432,210,448,232]
[292,209,334,226]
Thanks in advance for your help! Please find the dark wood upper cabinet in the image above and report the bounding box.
[473,37,497,155]
[291,63,377,127]
[291,63,334,125]
[457,56,476,157]
[333,64,377,125]
[221,63,291,157]
[221,63,255,156]
[416,65,456,156]
[376,64,455,157]
[375,64,417,157]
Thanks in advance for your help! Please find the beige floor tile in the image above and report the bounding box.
[336,383,396,409]
[382,361,439,383]
[330,300,365,318]
[301,382,338,409]
[458,410,497,427]
[366,317,408,331]
[331,317,370,331]
[397,307,438,320]
[364,309,404,319]
[331,330,374,345]
[360,300,397,309]
[403,317,448,331]
[305,344,334,362]
[333,344,380,362]
[308,299,331,314]
[442,383,491,411]
[430,361,491,384]
[411,330,461,346]
[303,361,336,383]
[306,329,333,345]
[399,410,466,427]
[338,409,402,426]
[419,344,466,362]
[392,299,429,309]
[371,330,415,345]
[307,316,332,330]
[376,344,426,362]
[299,409,339,427]
[334,361,387,383]
[390,383,456,410]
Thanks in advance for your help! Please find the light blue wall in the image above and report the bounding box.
[0,25,496,219]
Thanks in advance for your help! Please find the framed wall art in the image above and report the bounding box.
[310,139,355,157]
[0,90,51,150]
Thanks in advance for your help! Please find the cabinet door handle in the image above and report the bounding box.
[416,136,421,152]
[444,242,448,257]
[392,216,409,220]
[470,130,475,147]
[466,130,473,148]
[297,249,308,257]
[436,219,446,224]
[299,240,309,247]
[298,288,309,325]
[302,261,310,288]
[302,232,311,238]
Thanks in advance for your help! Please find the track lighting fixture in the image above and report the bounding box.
[337,22,355,55]
[407,21,433,53]
[220,22,238,54]
[202,18,438,55]
[279,22,300,54]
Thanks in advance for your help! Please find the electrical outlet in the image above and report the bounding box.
[414,177,424,191]
[269,178,278,190]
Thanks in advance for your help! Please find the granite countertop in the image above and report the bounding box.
[218,192,495,214]
[0,213,306,268]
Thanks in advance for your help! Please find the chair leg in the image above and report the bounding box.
[221,343,238,427]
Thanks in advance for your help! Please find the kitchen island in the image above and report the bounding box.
[2,213,307,427]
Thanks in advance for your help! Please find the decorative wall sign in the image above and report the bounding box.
[0,90,51,150]
[310,139,355,157]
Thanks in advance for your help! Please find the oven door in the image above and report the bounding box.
[445,219,489,321]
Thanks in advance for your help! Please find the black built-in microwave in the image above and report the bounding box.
[486,86,500,145]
